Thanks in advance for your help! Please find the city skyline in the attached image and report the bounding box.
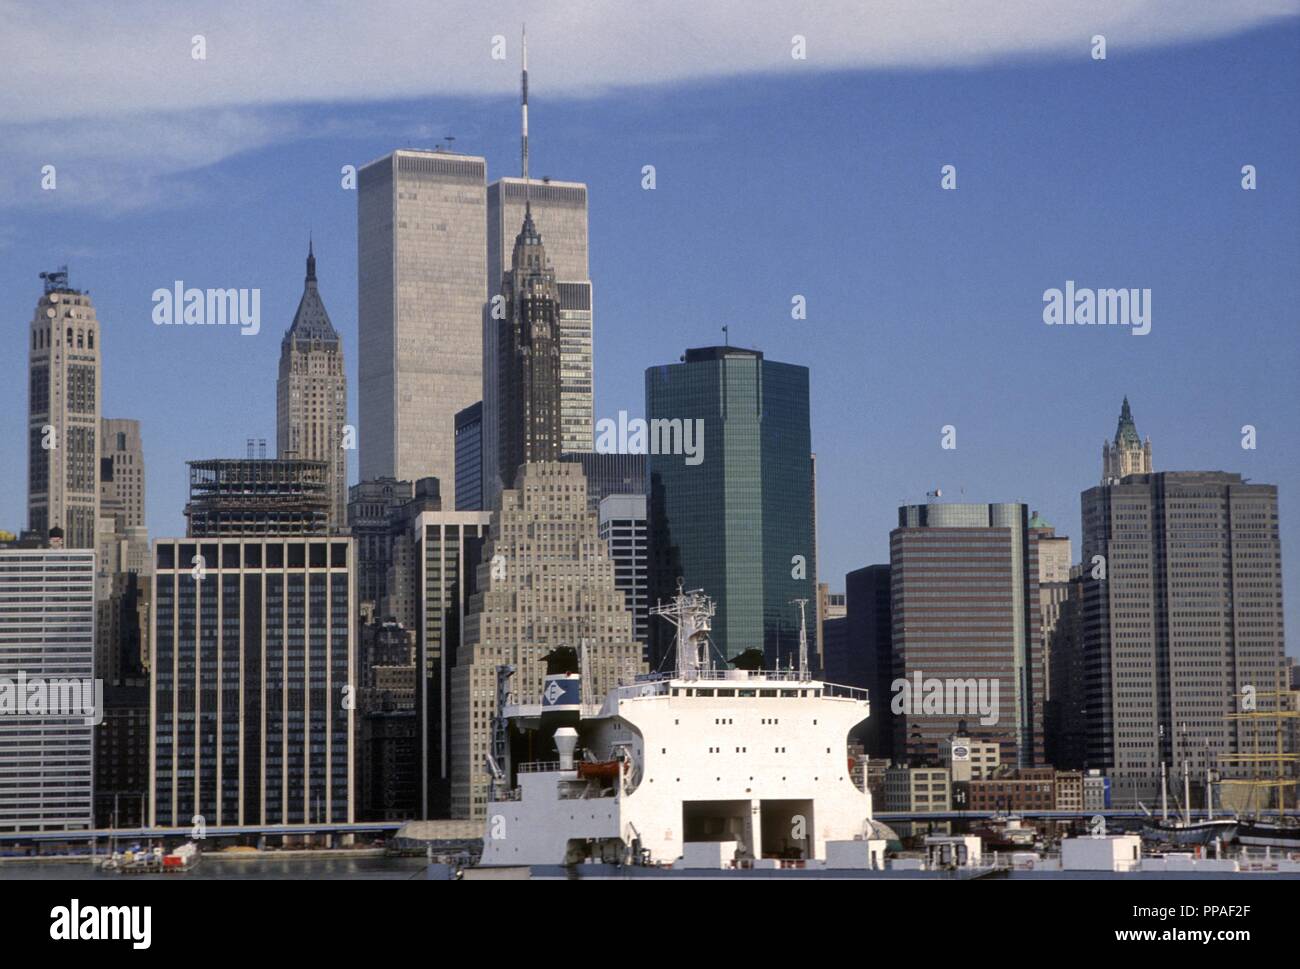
[5,3,1300,920]
[1,15,1297,652]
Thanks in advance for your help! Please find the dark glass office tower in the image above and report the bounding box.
[150,536,354,827]
[646,346,815,666]
[454,402,483,511]
[837,564,893,758]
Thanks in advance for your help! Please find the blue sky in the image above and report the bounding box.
[1,3,1297,651]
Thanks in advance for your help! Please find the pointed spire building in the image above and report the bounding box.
[277,241,349,529]
[496,205,563,487]
[1102,396,1153,484]
[482,31,594,506]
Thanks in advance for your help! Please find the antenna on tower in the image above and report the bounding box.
[651,581,716,679]
[790,598,810,679]
[520,24,530,210]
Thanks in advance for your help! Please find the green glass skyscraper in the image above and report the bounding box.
[646,346,815,667]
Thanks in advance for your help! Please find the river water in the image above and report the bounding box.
[0,854,432,880]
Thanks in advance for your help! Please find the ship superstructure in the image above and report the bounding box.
[479,587,875,868]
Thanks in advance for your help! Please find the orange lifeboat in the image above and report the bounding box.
[576,760,623,782]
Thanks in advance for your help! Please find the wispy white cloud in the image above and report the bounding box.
[3,0,1295,122]
[0,110,294,212]
[0,0,1294,210]
[0,107,442,212]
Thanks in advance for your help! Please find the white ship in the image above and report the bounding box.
[478,588,883,870]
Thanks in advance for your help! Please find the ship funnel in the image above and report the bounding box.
[554,727,578,770]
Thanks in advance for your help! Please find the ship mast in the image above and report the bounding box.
[1221,674,1299,822]
[1160,761,1168,822]
[650,581,716,679]
[790,598,810,680]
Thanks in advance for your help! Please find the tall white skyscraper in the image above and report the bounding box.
[28,269,101,548]
[358,150,487,506]
[0,546,96,831]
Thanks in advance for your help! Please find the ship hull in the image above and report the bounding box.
[1141,820,1237,846]
[1237,822,1300,849]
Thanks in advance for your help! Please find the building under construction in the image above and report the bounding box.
[185,458,330,537]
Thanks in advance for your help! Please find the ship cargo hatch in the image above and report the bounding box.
[760,799,814,860]
[682,800,754,859]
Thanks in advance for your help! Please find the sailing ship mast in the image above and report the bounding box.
[1220,672,1299,820]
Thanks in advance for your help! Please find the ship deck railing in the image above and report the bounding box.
[624,671,868,702]
[517,761,564,774]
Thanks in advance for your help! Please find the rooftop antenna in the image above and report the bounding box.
[650,580,716,679]
[790,598,809,679]
[40,266,71,294]
[520,24,530,211]
[722,324,729,346]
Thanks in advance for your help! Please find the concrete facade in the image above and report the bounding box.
[358,150,486,504]
[28,272,100,548]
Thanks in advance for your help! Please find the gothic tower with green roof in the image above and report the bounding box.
[1102,397,1152,484]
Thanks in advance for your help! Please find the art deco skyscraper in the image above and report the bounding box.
[1102,397,1152,483]
[485,178,593,493]
[496,205,564,488]
[277,242,348,529]
[27,269,101,548]
[449,461,643,819]
[357,149,486,506]
[483,36,594,505]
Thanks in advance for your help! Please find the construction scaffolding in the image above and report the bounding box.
[185,458,330,537]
